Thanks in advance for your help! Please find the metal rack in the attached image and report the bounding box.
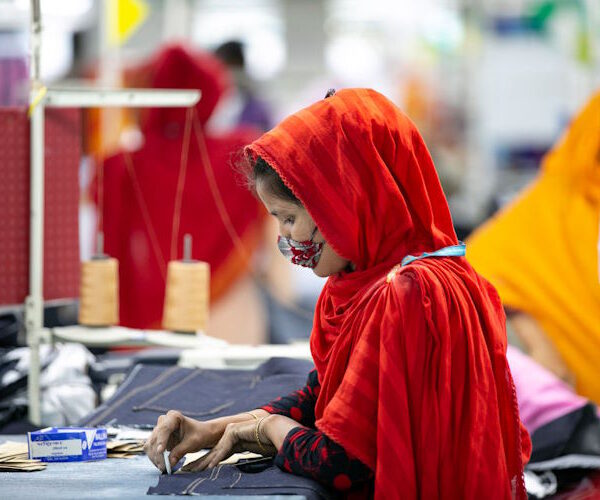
[25,0,201,425]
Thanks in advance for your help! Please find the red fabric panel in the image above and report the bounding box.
[99,45,263,329]
[0,107,80,306]
[247,88,531,499]
[101,129,262,329]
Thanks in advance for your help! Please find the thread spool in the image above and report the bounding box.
[78,233,119,326]
[162,234,210,333]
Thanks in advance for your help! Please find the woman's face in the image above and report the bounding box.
[256,180,350,277]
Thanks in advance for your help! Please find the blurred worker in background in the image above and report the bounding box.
[467,90,600,404]
[99,44,268,343]
[213,40,273,133]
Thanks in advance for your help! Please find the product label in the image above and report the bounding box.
[29,439,82,459]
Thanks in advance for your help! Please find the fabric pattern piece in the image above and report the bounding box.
[81,358,313,428]
[147,458,333,499]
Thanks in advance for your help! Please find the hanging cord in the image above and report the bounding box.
[192,111,314,321]
[123,152,168,280]
[116,106,314,321]
[121,107,195,280]
[170,107,194,261]
[192,110,252,265]
[97,155,104,247]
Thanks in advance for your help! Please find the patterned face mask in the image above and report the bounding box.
[277,226,324,268]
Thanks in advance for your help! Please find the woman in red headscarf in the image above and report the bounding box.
[144,88,531,498]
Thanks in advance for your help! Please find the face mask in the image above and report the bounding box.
[277,226,324,269]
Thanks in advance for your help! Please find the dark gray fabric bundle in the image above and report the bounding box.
[81,358,313,428]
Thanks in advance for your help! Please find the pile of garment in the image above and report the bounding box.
[0,343,96,432]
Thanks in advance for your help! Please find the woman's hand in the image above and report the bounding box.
[144,410,217,472]
[182,417,276,471]
[183,414,302,472]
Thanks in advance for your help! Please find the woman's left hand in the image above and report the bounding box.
[182,417,276,471]
[182,414,303,472]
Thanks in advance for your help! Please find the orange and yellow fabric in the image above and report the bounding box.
[467,91,600,403]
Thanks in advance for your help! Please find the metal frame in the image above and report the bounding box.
[43,88,201,108]
[22,0,204,426]
[26,86,199,425]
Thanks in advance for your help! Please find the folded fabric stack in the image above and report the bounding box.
[0,441,46,472]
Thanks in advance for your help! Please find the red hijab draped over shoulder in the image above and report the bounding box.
[246,89,530,499]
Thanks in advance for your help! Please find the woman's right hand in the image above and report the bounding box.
[144,410,217,472]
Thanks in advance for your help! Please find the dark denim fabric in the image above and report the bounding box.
[530,403,600,465]
[81,358,314,428]
[147,458,334,499]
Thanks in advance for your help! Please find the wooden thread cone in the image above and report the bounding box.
[78,257,119,326]
[162,235,210,333]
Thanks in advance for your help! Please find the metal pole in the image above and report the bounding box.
[23,2,200,427]
[30,0,41,83]
[27,100,44,426]
[26,0,44,426]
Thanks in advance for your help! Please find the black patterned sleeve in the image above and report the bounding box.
[260,369,373,491]
[260,369,319,427]
[274,427,374,492]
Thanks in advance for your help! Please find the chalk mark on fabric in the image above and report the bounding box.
[132,370,201,409]
[86,365,179,426]
[228,471,243,488]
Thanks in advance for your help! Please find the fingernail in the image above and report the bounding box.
[157,444,163,453]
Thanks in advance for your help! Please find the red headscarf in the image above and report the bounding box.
[101,44,264,329]
[246,89,530,499]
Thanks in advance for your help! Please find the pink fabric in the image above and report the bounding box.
[508,345,588,434]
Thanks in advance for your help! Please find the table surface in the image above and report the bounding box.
[0,436,305,500]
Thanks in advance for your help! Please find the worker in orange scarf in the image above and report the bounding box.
[144,88,530,498]
[467,91,600,404]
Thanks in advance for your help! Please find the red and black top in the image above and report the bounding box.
[262,369,373,493]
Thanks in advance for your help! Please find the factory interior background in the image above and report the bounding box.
[0,0,600,498]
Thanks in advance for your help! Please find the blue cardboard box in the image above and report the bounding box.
[27,427,107,462]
